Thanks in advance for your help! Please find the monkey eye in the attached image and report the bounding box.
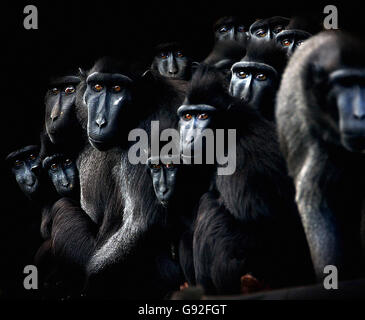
[237,25,246,32]
[281,39,291,47]
[219,26,229,33]
[51,88,60,95]
[176,51,184,58]
[183,113,192,121]
[151,164,161,169]
[237,71,248,79]
[198,113,209,120]
[14,159,23,167]
[160,52,168,59]
[112,85,122,93]
[50,163,58,170]
[273,25,283,34]
[296,40,304,46]
[28,154,37,161]
[94,84,103,92]
[65,86,76,95]
[256,73,267,81]
[256,29,267,37]
[64,159,72,166]
[165,163,175,169]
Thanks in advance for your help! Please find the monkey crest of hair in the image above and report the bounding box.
[5,145,39,164]
[89,56,136,80]
[42,153,66,169]
[213,16,239,31]
[186,65,234,109]
[242,39,288,75]
[204,40,247,65]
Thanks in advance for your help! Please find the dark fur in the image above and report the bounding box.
[181,65,314,294]
[48,57,189,298]
[276,31,365,281]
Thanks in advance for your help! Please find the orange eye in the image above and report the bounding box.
[14,159,23,167]
[160,52,168,59]
[152,164,161,169]
[113,85,121,93]
[28,154,37,161]
[51,163,58,170]
[281,39,291,47]
[256,73,267,81]
[64,159,72,166]
[51,88,59,95]
[183,113,192,121]
[176,51,184,58]
[65,86,75,94]
[198,113,209,120]
[237,71,248,79]
[256,29,267,37]
[165,163,175,169]
[94,84,103,92]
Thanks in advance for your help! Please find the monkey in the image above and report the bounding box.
[47,56,190,298]
[177,65,314,295]
[275,30,312,56]
[6,145,42,200]
[229,39,287,121]
[42,154,79,198]
[213,16,249,42]
[249,16,290,41]
[150,42,192,80]
[276,30,365,282]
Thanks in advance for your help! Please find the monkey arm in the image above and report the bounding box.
[294,145,345,281]
[50,197,97,271]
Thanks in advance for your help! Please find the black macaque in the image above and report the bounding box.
[177,65,314,295]
[151,42,192,80]
[229,40,287,121]
[276,31,365,281]
[249,16,290,41]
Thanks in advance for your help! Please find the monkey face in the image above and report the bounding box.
[45,76,80,144]
[10,150,41,198]
[328,69,365,153]
[276,30,311,56]
[84,72,132,151]
[153,50,189,79]
[44,156,79,197]
[177,104,217,161]
[230,62,278,112]
[215,24,248,42]
[147,158,179,207]
[249,16,289,41]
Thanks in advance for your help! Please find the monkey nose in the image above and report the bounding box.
[96,117,107,128]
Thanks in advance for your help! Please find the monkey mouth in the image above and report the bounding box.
[341,133,365,153]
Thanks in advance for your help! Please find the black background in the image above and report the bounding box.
[1,0,364,299]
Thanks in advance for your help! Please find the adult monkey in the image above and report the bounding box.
[177,65,314,294]
[48,57,189,298]
[276,31,365,282]
[40,72,83,160]
[275,30,312,56]
[213,16,249,42]
[229,40,287,121]
[150,42,192,80]
[249,16,290,41]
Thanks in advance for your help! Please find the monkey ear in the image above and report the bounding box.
[78,67,87,79]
